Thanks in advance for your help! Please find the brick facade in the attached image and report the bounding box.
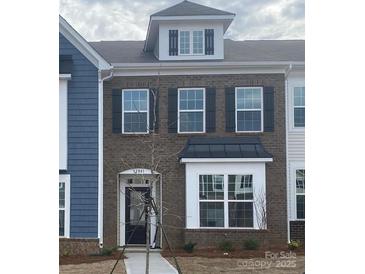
[103,74,287,249]
[290,220,305,243]
[59,238,100,256]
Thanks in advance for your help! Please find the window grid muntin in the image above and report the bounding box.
[122,89,149,134]
[295,169,305,219]
[179,31,190,55]
[178,29,205,56]
[293,87,305,127]
[235,87,263,132]
[178,88,205,133]
[198,174,255,229]
[193,30,203,54]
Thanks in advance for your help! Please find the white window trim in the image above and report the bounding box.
[178,29,205,56]
[295,169,305,220]
[177,88,206,134]
[122,89,150,134]
[59,174,71,238]
[235,87,264,133]
[197,173,261,229]
[293,87,305,129]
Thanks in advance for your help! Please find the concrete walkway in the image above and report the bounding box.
[124,252,178,274]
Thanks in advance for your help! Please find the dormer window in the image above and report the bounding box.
[179,30,204,55]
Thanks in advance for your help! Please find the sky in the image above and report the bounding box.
[60,0,304,42]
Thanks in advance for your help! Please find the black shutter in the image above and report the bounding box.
[225,87,236,132]
[168,88,178,133]
[169,30,178,56]
[112,89,122,133]
[205,29,214,55]
[263,86,275,132]
[149,89,159,132]
[205,88,216,132]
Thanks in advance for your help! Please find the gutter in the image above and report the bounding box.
[97,68,113,248]
[285,63,293,243]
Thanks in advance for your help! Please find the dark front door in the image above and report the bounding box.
[125,187,150,245]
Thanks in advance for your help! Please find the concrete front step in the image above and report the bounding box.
[119,246,162,253]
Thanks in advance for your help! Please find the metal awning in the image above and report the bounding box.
[179,137,273,163]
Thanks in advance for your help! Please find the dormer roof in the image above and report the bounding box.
[144,0,235,52]
[151,0,235,17]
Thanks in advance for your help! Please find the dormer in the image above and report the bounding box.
[144,0,235,61]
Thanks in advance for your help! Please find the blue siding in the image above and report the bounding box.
[60,33,99,238]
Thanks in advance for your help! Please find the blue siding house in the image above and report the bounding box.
[59,16,110,254]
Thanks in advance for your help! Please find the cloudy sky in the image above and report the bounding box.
[60,0,304,42]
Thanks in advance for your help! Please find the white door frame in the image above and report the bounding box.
[118,172,162,247]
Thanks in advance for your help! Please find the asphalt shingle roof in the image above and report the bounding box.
[179,137,273,159]
[89,39,304,64]
[151,0,234,17]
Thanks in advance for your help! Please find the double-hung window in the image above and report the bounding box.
[179,31,190,55]
[296,169,305,219]
[236,87,263,132]
[199,175,225,227]
[123,89,149,133]
[293,87,305,127]
[178,88,205,133]
[179,30,204,55]
[59,175,70,237]
[199,174,256,228]
[228,175,254,227]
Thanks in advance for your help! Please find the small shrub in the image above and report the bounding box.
[183,241,197,253]
[288,240,300,250]
[243,239,260,250]
[219,240,234,252]
[62,250,70,256]
[100,246,117,256]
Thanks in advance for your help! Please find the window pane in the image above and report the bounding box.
[296,195,305,219]
[180,31,190,54]
[200,202,224,227]
[199,175,224,200]
[228,175,253,200]
[237,111,261,131]
[294,87,305,106]
[124,90,148,111]
[180,112,203,132]
[124,113,148,132]
[179,89,204,110]
[59,182,65,208]
[237,88,262,109]
[294,108,305,127]
[296,169,305,194]
[193,31,203,54]
[229,202,254,227]
[59,209,65,236]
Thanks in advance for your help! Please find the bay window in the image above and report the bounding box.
[178,88,205,133]
[198,174,259,229]
[236,87,263,132]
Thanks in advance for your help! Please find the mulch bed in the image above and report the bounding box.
[162,246,305,259]
[59,251,126,265]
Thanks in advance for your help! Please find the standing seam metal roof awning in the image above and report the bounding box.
[179,137,273,161]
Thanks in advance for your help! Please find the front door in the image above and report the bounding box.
[125,187,150,245]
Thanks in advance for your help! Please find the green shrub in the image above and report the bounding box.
[100,246,117,256]
[183,241,197,253]
[219,240,234,252]
[288,240,300,250]
[243,239,260,250]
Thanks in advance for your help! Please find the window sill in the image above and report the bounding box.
[185,228,268,232]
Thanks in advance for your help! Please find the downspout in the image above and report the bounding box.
[98,68,113,248]
[285,63,293,243]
